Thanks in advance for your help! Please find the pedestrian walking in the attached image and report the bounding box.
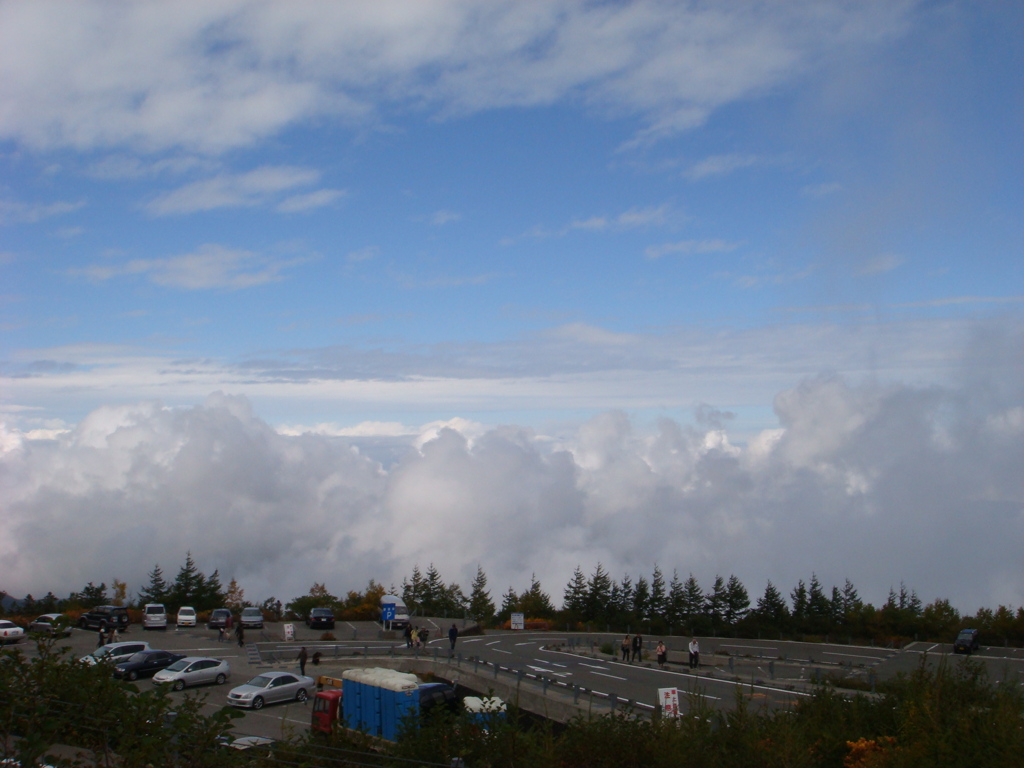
[632,633,643,662]
[411,626,420,648]
[298,646,308,676]
[97,627,106,649]
[621,634,631,661]
[403,624,413,648]
[656,640,667,669]
[218,626,226,642]
[688,637,700,669]
[236,622,245,647]
[448,623,459,651]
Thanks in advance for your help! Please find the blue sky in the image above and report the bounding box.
[2,2,1023,612]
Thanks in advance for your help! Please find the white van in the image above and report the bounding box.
[143,603,168,630]
[379,595,410,629]
[176,606,197,627]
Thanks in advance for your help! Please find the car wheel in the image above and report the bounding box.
[215,673,226,685]
[128,671,138,681]
[252,696,264,710]
[295,688,308,703]
[173,679,186,691]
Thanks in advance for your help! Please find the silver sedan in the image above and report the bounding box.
[152,656,231,691]
[227,671,314,709]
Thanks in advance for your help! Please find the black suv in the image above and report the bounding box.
[78,605,130,631]
[953,628,980,654]
[307,607,335,629]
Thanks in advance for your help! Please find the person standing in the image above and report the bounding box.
[403,624,413,648]
[621,634,631,661]
[97,627,106,649]
[688,637,700,670]
[411,626,419,648]
[298,646,308,676]
[448,623,459,651]
[656,640,667,669]
[236,622,245,648]
[632,633,643,663]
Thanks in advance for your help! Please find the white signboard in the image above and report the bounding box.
[510,612,525,630]
[283,623,295,641]
[658,687,680,718]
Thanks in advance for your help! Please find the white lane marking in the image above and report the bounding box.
[492,648,512,654]
[515,641,537,646]
[579,663,609,671]
[590,671,627,681]
[486,640,501,646]
[823,651,891,660]
[547,662,568,668]
[462,638,483,643]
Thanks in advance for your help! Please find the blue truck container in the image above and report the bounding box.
[342,668,420,741]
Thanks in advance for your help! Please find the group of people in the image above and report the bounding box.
[401,624,431,648]
[619,634,701,671]
[96,626,120,647]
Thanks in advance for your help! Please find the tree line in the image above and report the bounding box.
[8,557,1024,646]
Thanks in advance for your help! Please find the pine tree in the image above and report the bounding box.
[519,575,555,618]
[791,580,809,630]
[198,569,226,612]
[497,586,519,622]
[562,566,588,614]
[807,573,831,632]
[138,566,168,606]
[633,576,651,621]
[723,574,749,626]
[422,563,445,615]
[585,563,612,622]
[755,581,789,627]
[170,552,203,608]
[403,565,425,613]
[705,575,727,626]
[649,564,667,618]
[468,565,495,623]
[666,570,686,627]
[680,574,704,623]
[615,575,634,619]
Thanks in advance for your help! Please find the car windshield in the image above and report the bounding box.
[248,676,273,688]
[165,659,190,672]
[957,631,975,640]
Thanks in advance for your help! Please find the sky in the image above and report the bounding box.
[1,1,1023,615]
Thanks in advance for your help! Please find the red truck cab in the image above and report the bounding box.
[311,675,344,734]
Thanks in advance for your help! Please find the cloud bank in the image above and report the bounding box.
[3,357,1023,614]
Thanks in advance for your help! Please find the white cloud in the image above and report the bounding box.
[2,364,1023,614]
[685,153,762,180]
[0,2,917,154]
[429,210,462,226]
[0,198,84,225]
[146,166,323,215]
[71,244,304,290]
[858,253,905,276]
[276,188,347,213]
[645,238,739,259]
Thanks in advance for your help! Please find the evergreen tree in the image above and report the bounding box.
[754,580,789,627]
[705,575,727,626]
[197,569,226,612]
[649,564,667,618]
[422,563,446,615]
[632,576,651,621]
[616,574,634,620]
[841,579,863,614]
[170,552,203,608]
[680,574,704,624]
[519,575,555,618]
[437,583,467,617]
[138,565,169,606]
[666,570,686,627]
[402,565,425,613]
[562,566,588,614]
[723,574,749,626]
[468,565,495,623]
[790,579,809,630]
[497,586,519,622]
[78,582,108,608]
[807,573,831,632]
[585,563,612,622]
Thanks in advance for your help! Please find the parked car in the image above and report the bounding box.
[80,640,151,666]
[78,605,130,632]
[114,650,185,681]
[143,603,168,630]
[0,620,25,645]
[208,608,233,630]
[153,656,231,690]
[953,628,980,654]
[227,671,314,709]
[28,613,72,637]
[175,606,197,627]
[307,607,335,629]
[240,607,264,629]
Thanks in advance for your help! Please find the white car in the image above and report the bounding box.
[153,656,230,690]
[227,671,314,709]
[80,640,151,665]
[0,620,24,645]
[175,606,197,627]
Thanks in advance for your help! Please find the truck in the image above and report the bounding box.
[379,595,410,629]
[311,675,345,735]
